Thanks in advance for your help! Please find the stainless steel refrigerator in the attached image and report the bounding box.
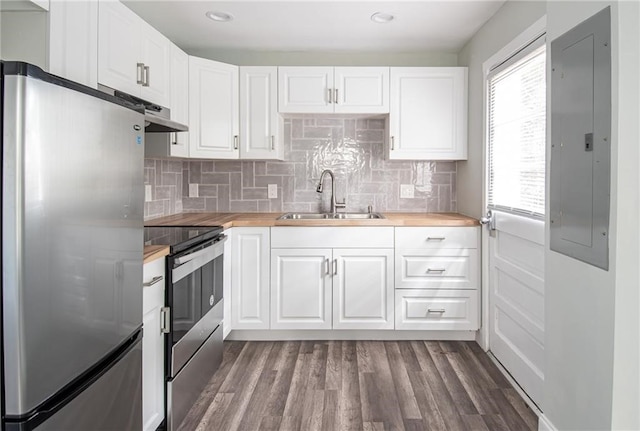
[1,61,144,431]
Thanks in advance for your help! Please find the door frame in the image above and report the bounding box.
[478,15,548,351]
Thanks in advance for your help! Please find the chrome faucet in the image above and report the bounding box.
[316,169,346,214]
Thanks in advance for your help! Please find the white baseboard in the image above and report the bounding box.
[227,329,477,341]
[538,414,557,431]
[486,352,542,415]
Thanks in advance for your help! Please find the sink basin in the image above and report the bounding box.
[278,212,385,220]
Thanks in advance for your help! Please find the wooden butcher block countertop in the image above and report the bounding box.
[143,245,170,264]
[144,212,479,229]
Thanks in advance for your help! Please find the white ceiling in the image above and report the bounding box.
[123,1,506,54]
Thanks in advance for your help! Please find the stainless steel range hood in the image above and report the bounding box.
[98,85,188,133]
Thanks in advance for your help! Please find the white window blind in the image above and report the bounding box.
[488,39,546,218]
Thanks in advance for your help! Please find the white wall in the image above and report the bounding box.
[457,1,547,218]
[544,1,639,430]
[183,49,458,67]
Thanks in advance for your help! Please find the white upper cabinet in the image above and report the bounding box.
[279,66,389,114]
[189,56,239,159]
[169,43,189,157]
[48,0,98,88]
[389,67,468,160]
[334,67,389,113]
[278,67,334,113]
[240,67,282,160]
[98,0,170,106]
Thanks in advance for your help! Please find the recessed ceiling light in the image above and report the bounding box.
[370,12,394,24]
[205,11,234,22]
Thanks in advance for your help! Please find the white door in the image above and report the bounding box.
[189,56,239,159]
[278,67,334,113]
[333,248,394,329]
[334,67,389,114]
[231,227,270,330]
[239,66,281,160]
[485,37,546,407]
[271,248,332,329]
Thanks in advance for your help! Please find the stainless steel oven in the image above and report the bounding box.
[143,226,226,431]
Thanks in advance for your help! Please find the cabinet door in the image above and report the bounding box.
[169,43,189,157]
[231,227,270,329]
[278,67,334,113]
[334,67,389,114]
[98,0,141,96]
[389,67,468,160]
[48,0,98,88]
[333,249,394,329]
[142,259,165,431]
[240,66,281,160]
[189,56,239,159]
[271,249,332,329]
[139,20,171,107]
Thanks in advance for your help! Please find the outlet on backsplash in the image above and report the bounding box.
[189,184,198,198]
[400,184,415,199]
[268,184,278,199]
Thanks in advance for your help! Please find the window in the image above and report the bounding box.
[487,37,546,218]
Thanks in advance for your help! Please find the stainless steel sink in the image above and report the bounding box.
[278,212,385,220]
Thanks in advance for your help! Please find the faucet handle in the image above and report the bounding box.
[336,198,346,209]
[367,204,373,214]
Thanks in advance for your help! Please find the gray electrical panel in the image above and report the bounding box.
[550,7,611,270]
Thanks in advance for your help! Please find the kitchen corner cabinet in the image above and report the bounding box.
[142,258,165,431]
[278,67,389,114]
[389,67,468,160]
[270,227,394,330]
[231,227,271,329]
[189,56,239,159]
[98,0,171,107]
[240,67,282,160]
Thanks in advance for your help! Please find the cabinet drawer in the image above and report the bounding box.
[395,289,478,330]
[395,227,478,249]
[395,249,478,289]
[143,258,165,314]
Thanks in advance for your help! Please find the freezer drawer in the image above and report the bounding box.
[168,325,223,431]
[4,336,142,431]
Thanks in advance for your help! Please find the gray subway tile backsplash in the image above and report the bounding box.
[144,116,457,220]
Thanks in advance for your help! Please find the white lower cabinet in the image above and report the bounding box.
[270,227,395,331]
[271,248,333,329]
[142,258,165,431]
[333,249,394,329]
[231,227,270,330]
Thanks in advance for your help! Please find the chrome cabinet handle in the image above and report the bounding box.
[426,237,446,241]
[271,135,275,150]
[325,258,330,276]
[143,275,163,287]
[426,268,446,274]
[136,63,145,85]
[327,88,333,104]
[234,135,239,150]
[427,308,446,314]
[334,88,338,104]
[143,65,150,87]
[160,307,171,333]
[391,136,395,150]
[171,132,178,146]
[333,259,338,275]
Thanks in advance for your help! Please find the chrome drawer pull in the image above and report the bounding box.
[325,258,331,276]
[143,275,163,287]
[426,268,446,274]
[426,237,446,241]
[160,307,171,333]
[333,259,338,276]
[427,308,446,314]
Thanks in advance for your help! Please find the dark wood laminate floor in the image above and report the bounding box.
[178,341,537,431]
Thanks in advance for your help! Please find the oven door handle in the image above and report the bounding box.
[172,235,227,283]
